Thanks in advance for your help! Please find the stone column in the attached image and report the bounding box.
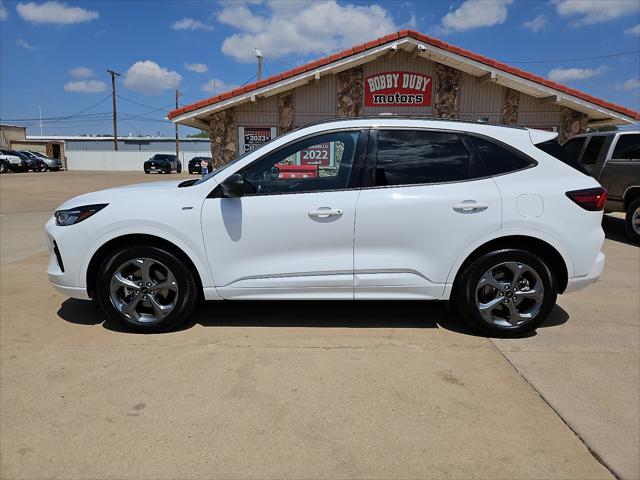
[434,64,460,118]
[278,92,294,134]
[558,107,589,144]
[336,66,363,117]
[502,88,520,126]
[209,108,237,169]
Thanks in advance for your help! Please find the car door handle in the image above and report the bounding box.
[308,207,344,218]
[453,201,489,213]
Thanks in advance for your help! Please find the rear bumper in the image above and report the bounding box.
[564,251,605,293]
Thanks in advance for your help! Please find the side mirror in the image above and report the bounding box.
[221,174,244,198]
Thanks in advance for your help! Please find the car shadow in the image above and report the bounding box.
[57,298,569,339]
[603,214,638,247]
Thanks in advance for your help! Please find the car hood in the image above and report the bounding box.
[55,180,185,211]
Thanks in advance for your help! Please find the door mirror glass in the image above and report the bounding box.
[221,174,245,198]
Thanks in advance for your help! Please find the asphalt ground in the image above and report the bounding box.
[1,171,637,479]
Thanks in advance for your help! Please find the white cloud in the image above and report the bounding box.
[16,1,98,25]
[554,0,639,26]
[122,60,182,95]
[172,17,213,31]
[64,80,107,93]
[440,0,512,33]
[548,66,607,82]
[616,78,640,91]
[523,14,546,32]
[218,0,397,62]
[625,24,640,35]
[0,2,8,20]
[184,62,208,73]
[201,78,239,95]
[70,66,93,79]
[16,38,38,50]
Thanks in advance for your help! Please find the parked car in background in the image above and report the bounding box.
[48,118,606,336]
[27,151,63,171]
[0,149,28,173]
[562,131,640,243]
[144,154,182,174]
[18,151,48,172]
[188,156,213,174]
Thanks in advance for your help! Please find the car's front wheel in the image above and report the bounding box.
[454,249,557,336]
[624,197,640,244]
[0,162,7,174]
[95,246,199,333]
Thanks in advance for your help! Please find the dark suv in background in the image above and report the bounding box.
[188,156,213,174]
[144,154,182,174]
[562,131,640,243]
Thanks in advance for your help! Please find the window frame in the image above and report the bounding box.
[610,133,640,162]
[210,128,370,198]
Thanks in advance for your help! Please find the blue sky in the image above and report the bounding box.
[1,0,638,136]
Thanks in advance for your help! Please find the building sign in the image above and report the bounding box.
[365,71,432,107]
[238,126,277,153]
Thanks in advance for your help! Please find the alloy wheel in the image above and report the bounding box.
[632,206,640,236]
[475,261,544,327]
[109,257,178,324]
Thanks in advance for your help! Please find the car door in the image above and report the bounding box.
[354,129,502,299]
[202,129,367,299]
[598,133,640,204]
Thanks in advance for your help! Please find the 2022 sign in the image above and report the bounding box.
[365,71,433,107]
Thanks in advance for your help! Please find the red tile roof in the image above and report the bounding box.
[168,29,640,121]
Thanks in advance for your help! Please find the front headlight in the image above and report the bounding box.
[55,204,108,226]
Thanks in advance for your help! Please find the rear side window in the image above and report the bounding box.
[468,136,533,175]
[580,136,605,165]
[612,134,640,160]
[536,140,588,174]
[375,130,480,186]
[562,137,586,161]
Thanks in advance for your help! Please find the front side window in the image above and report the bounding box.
[469,136,533,175]
[580,136,606,165]
[375,130,477,186]
[562,137,586,161]
[612,134,640,160]
[241,131,359,195]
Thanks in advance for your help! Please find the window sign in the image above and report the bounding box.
[238,126,277,153]
[365,71,432,107]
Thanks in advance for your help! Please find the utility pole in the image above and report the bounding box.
[38,106,43,136]
[255,48,264,81]
[107,69,121,151]
[175,89,180,158]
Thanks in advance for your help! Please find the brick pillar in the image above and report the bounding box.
[209,108,237,169]
[502,88,520,126]
[336,66,363,117]
[434,63,460,118]
[278,92,294,134]
[558,107,589,144]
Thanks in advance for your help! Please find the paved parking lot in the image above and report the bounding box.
[1,171,638,479]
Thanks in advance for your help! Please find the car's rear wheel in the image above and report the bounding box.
[95,246,198,333]
[624,198,640,244]
[454,249,557,336]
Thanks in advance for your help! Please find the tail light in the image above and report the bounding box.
[566,187,607,211]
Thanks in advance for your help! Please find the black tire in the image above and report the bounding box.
[144,170,150,174]
[624,197,640,244]
[453,249,557,337]
[0,162,7,174]
[177,164,182,174]
[95,245,199,333]
[40,165,49,172]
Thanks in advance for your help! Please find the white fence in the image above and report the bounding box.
[65,150,198,171]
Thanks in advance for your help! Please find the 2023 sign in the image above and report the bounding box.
[365,71,433,107]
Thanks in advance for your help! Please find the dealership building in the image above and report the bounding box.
[168,30,639,168]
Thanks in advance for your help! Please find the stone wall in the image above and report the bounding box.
[434,64,460,118]
[209,108,237,169]
[336,67,363,117]
[558,107,589,144]
[502,88,520,126]
[278,92,294,134]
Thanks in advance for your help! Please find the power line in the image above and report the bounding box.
[505,50,640,64]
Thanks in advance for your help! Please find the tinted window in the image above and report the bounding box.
[536,140,588,174]
[469,136,532,175]
[241,131,359,195]
[562,137,586,161]
[581,136,606,165]
[612,134,640,160]
[152,154,175,160]
[375,130,478,186]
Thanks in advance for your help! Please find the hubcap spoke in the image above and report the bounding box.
[147,294,173,319]
[111,271,139,290]
[478,271,507,291]
[504,300,524,325]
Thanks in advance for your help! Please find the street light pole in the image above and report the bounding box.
[107,69,121,151]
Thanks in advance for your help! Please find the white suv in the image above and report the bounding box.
[46,118,606,336]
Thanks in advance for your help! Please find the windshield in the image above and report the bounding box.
[536,140,589,174]
[151,154,175,160]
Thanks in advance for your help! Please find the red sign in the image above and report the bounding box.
[300,143,331,166]
[365,71,432,107]
[277,165,318,179]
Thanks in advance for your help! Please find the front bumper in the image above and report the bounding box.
[564,251,605,293]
